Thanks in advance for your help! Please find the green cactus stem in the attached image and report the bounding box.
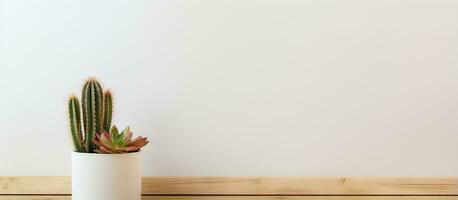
[102,90,113,133]
[93,80,103,135]
[68,95,84,152]
[81,78,104,152]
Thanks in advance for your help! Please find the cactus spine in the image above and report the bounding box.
[102,90,113,132]
[68,77,111,152]
[68,95,84,152]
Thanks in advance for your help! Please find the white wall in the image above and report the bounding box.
[1,0,458,176]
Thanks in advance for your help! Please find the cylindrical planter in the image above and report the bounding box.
[72,152,141,200]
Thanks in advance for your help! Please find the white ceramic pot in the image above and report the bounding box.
[72,152,141,200]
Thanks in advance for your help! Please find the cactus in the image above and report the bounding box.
[68,95,84,152]
[102,90,113,133]
[81,78,104,152]
[67,77,107,153]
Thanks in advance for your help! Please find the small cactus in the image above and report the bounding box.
[68,95,84,152]
[102,90,113,133]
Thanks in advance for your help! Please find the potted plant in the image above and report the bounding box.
[67,77,149,200]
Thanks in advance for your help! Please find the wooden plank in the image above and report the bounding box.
[1,177,458,195]
[0,177,70,195]
[0,196,458,200]
[143,197,458,200]
[0,197,68,200]
[142,177,458,195]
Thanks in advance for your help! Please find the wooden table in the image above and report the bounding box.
[1,177,458,199]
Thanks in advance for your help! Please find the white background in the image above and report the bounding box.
[1,0,458,176]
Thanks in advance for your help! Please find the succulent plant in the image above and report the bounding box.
[93,126,149,154]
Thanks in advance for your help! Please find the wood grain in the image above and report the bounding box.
[142,177,458,195]
[1,177,458,195]
[0,196,458,200]
[0,177,70,195]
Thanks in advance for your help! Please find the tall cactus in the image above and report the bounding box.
[81,78,104,152]
[68,95,84,152]
[68,77,114,152]
[102,90,113,132]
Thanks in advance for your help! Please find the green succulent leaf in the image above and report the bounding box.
[110,125,119,142]
[111,125,119,136]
